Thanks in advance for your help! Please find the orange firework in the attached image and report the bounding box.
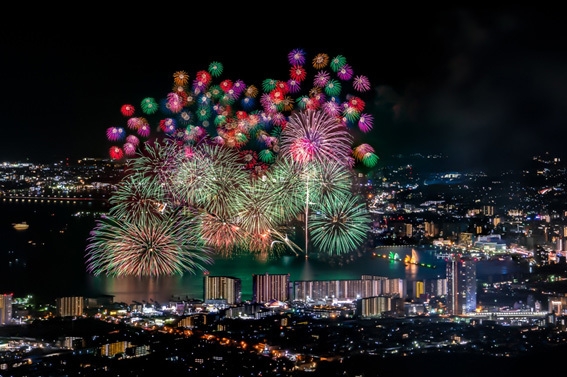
[173,71,190,86]
[312,53,329,70]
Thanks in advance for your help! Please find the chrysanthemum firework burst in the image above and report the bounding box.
[85,211,213,277]
[279,109,353,166]
[309,192,371,256]
[197,211,246,257]
[172,143,248,219]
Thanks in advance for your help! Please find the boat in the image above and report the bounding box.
[13,222,29,230]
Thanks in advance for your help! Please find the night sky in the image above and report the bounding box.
[2,8,567,173]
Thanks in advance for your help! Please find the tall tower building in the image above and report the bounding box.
[203,276,242,305]
[446,256,477,315]
[0,293,13,324]
[56,296,84,317]
[252,273,290,303]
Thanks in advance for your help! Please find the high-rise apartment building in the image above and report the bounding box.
[252,273,290,303]
[203,276,242,305]
[0,293,13,324]
[56,296,84,317]
[292,276,404,303]
[357,295,393,318]
[446,256,477,315]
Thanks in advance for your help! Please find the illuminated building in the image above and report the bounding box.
[413,280,425,299]
[0,293,13,324]
[357,295,393,318]
[252,273,290,304]
[203,276,242,305]
[446,256,477,315]
[56,296,84,317]
[292,276,405,303]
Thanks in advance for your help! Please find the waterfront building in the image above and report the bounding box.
[203,276,242,305]
[292,276,404,303]
[446,256,477,315]
[252,273,290,304]
[0,293,13,324]
[56,296,84,317]
[381,278,407,298]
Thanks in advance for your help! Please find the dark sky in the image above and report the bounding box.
[2,9,567,173]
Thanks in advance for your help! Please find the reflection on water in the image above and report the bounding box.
[0,202,530,304]
[86,248,449,303]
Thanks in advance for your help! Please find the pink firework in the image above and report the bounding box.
[337,63,354,80]
[353,75,371,92]
[127,117,143,130]
[123,142,136,156]
[358,113,374,133]
[271,112,287,127]
[137,124,150,138]
[106,127,125,142]
[259,93,273,110]
[321,101,342,117]
[126,134,139,147]
[109,146,124,160]
[183,145,195,158]
[313,70,331,87]
[280,109,353,165]
[120,104,135,117]
[167,93,183,113]
[212,135,225,145]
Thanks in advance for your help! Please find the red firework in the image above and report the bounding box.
[120,104,135,117]
[109,146,124,160]
[289,65,307,82]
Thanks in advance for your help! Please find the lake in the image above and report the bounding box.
[0,199,529,304]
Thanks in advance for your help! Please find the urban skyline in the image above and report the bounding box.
[2,150,567,375]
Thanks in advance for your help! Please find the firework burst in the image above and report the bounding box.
[89,48,380,276]
[85,211,213,277]
[309,192,371,256]
[279,109,353,166]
